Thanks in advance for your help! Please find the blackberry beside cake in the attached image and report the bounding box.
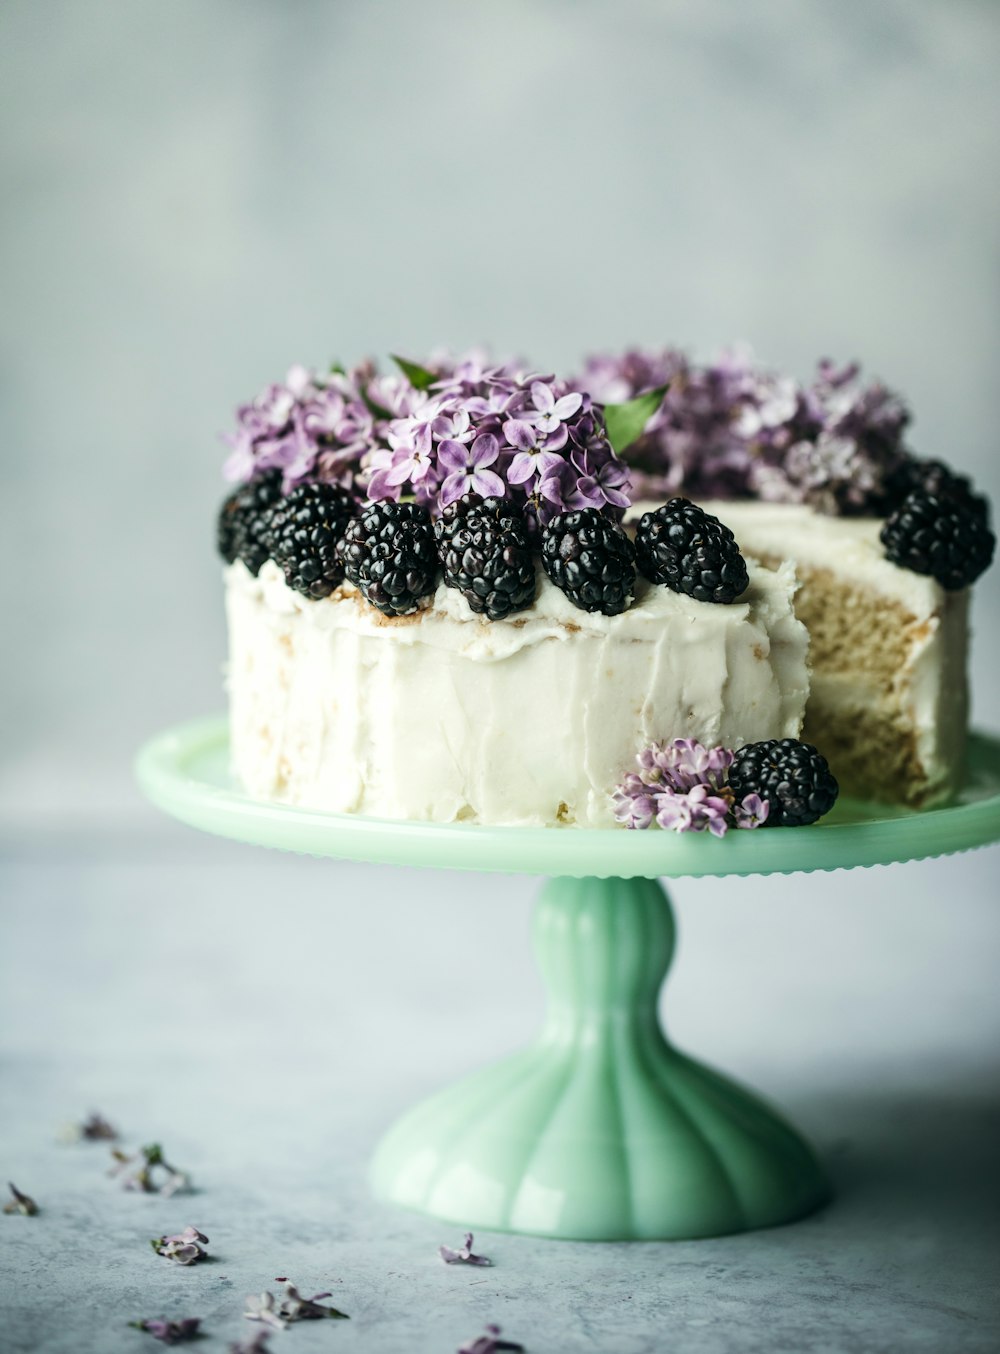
[217,348,993,827]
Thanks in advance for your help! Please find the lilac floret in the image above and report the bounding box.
[223,351,633,525]
[458,1324,524,1354]
[733,793,770,829]
[370,363,630,527]
[574,347,911,515]
[655,784,732,836]
[612,737,769,837]
[439,1231,492,1266]
[223,364,378,496]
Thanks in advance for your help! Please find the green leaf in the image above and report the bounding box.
[361,389,394,422]
[603,385,668,455]
[391,354,438,391]
[328,360,346,375]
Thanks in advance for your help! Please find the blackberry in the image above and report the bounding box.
[729,739,839,828]
[880,490,995,591]
[540,509,636,615]
[339,499,439,616]
[883,456,990,525]
[264,481,357,599]
[435,494,536,620]
[216,469,284,576]
[635,498,749,604]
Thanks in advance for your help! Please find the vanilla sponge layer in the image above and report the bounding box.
[225,558,809,827]
[696,501,970,806]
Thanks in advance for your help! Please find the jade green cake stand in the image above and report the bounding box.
[136,718,1000,1242]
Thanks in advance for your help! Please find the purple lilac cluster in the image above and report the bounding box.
[223,362,384,495]
[612,739,768,836]
[367,362,630,530]
[223,354,632,529]
[575,349,910,515]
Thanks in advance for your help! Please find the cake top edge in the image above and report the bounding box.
[217,347,995,602]
[220,346,990,524]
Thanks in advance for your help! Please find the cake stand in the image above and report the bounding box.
[136,717,1000,1241]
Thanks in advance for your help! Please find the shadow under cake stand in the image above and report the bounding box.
[136,717,1000,1242]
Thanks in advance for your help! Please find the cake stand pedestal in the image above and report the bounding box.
[136,718,1000,1241]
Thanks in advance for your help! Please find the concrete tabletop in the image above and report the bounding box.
[2,832,997,1354]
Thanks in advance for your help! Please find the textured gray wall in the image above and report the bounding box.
[1,0,998,827]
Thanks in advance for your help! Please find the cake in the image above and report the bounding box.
[217,348,994,829]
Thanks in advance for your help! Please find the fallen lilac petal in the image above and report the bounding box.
[458,1323,524,1354]
[229,1333,271,1354]
[439,1231,493,1266]
[130,1316,202,1345]
[243,1293,286,1331]
[274,1281,350,1321]
[62,1111,119,1143]
[152,1226,209,1264]
[3,1182,38,1216]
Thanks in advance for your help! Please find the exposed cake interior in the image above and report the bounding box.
[696,502,969,806]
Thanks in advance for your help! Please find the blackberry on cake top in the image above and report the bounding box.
[338,500,440,617]
[435,494,536,621]
[882,456,990,525]
[541,509,636,615]
[265,481,357,600]
[880,491,995,591]
[635,498,749,604]
[217,469,284,577]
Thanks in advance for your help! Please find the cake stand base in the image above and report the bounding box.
[371,875,829,1240]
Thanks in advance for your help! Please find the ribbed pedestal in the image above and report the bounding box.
[371,875,829,1240]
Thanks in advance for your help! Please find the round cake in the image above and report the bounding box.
[216,348,994,831]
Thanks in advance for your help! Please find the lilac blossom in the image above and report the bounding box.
[611,774,658,830]
[733,793,769,829]
[656,784,732,837]
[129,1317,202,1345]
[438,434,506,506]
[4,1182,38,1215]
[243,1294,286,1332]
[229,1334,271,1354]
[62,1111,119,1142]
[363,362,628,525]
[110,1143,190,1196]
[224,352,633,527]
[519,380,583,451]
[223,363,379,496]
[638,739,733,791]
[574,347,911,515]
[151,1227,209,1265]
[568,448,632,511]
[439,1231,492,1266]
[246,1281,349,1325]
[612,738,769,838]
[458,1324,524,1354]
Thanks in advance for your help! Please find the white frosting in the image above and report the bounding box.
[225,558,809,827]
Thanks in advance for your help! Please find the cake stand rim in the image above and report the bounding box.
[134,715,1000,878]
